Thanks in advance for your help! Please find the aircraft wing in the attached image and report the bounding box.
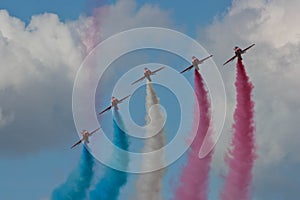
[131,76,146,85]
[198,55,213,63]
[242,44,255,53]
[99,105,112,115]
[151,66,165,74]
[88,127,100,136]
[71,138,83,149]
[180,65,193,74]
[223,55,237,66]
[119,95,131,103]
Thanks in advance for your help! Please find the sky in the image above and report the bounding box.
[1,0,300,199]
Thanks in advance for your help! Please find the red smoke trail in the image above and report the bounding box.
[174,70,213,200]
[83,5,105,107]
[220,59,256,200]
[84,8,103,53]
[83,2,108,53]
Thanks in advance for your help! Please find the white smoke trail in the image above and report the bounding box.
[135,82,166,200]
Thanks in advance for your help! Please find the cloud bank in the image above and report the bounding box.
[200,0,300,198]
[0,0,172,155]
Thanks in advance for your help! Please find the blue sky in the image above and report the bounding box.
[1,0,300,199]
[0,0,109,23]
[0,1,231,199]
[0,0,231,36]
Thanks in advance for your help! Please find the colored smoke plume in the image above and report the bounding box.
[220,60,256,200]
[51,147,94,200]
[90,111,129,200]
[135,82,166,200]
[174,70,213,200]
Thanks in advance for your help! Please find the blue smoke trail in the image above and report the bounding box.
[89,110,129,200]
[51,147,94,200]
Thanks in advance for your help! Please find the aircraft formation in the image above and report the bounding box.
[71,44,255,149]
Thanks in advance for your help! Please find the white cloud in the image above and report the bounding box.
[230,0,300,47]
[0,0,172,155]
[199,0,300,198]
[92,0,172,40]
[0,107,14,128]
[0,10,85,90]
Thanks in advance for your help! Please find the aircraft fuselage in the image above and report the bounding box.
[111,98,120,110]
[235,47,243,60]
[144,68,152,81]
[192,57,200,70]
[81,130,90,143]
